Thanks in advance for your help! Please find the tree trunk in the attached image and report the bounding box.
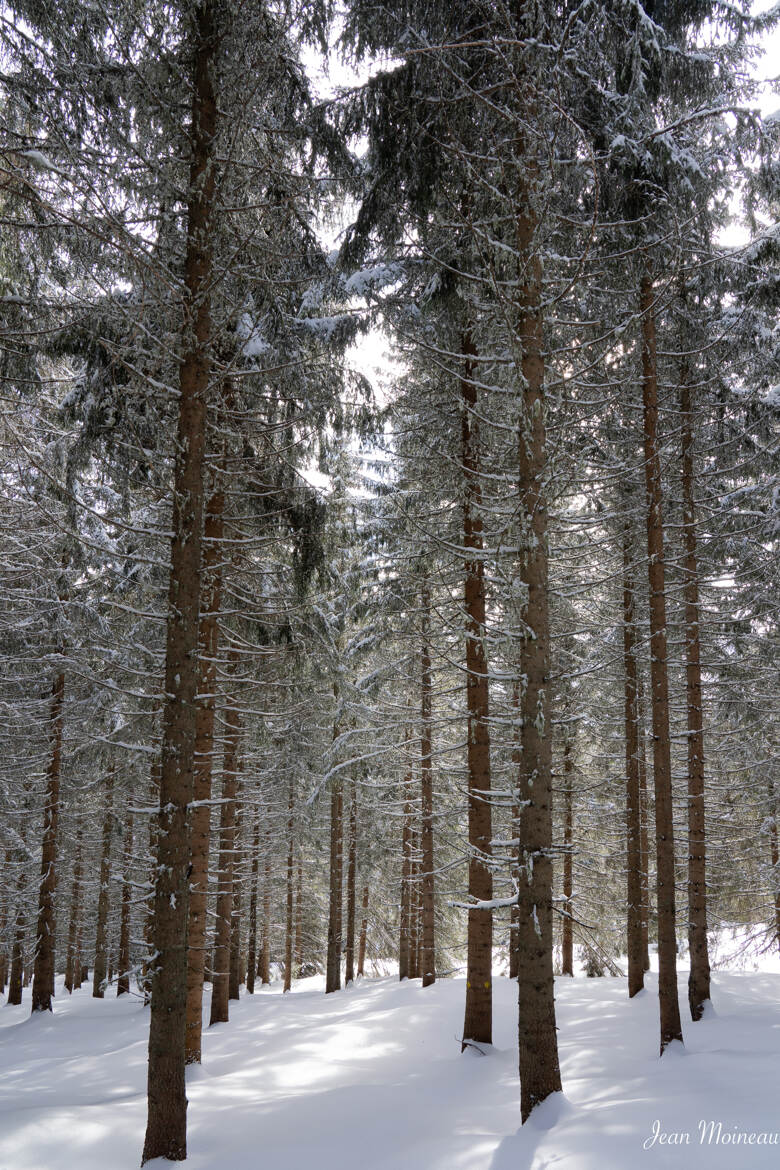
[260,848,271,985]
[399,771,414,981]
[640,268,683,1054]
[93,770,115,999]
[246,814,260,994]
[229,795,243,1001]
[284,780,295,993]
[7,862,26,1005]
[117,802,134,996]
[345,778,358,986]
[65,820,83,993]
[419,590,437,992]
[142,4,217,1156]
[623,521,645,997]
[325,772,344,993]
[294,856,304,975]
[357,884,369,978]
[31,669,65,1013]
[561,737,574,978]
[680,368,711,1021]
[514,186,562,1121]
[768,781,780,953]
[185,470,225,1060]
[408,825,421,980]
[210,667,242,1025]
[638,706,651,972]
[141,757,161,1007]
[459,335,492,1037]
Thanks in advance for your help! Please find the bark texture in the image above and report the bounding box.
[345,779,358,986]
[514,190,562,1121]
[142,4,217,1157]
[31,669,65,1013]
[680,370,711,1020]
[419,592,436,990]
[117,804,134,996]
[210,671,241,1025]
[623,522,645,998]
[640,270,684,1053]
[459,340,492,1036]
[92,770,115,999]
[185,471,225,1060]
[561,737,574,978]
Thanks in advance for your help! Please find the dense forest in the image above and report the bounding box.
[1,0,778,1166]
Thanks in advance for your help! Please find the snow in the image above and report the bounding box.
[2,956,779,1169]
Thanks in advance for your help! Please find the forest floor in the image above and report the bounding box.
[1,943,779,1170]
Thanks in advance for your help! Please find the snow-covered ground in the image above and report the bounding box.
[2,955,779,1170]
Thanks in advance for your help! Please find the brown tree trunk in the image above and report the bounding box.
[623,521,645,997]
[229,795,243,1001]
[357,884,369,978]
[768,781,780,953]
[419,592,437,992]
[65,820,83,993]
[141,757,161,1007]
[210,669,242,1025]
[7,861,26,1005]
[345,778,358,986]
[31,669,65,1013]
[561,736,574,978]
[260,848,271,985]
[640,268,683,1053]
[294,856,304,974]
[459,336,492,1037]
[117,802,134,996]
[514,189,562,1121]
[408,825,421,980]
[325,772,344,993]
[399,771,414,981]
[680,369,711,1020]
[246,814,260,994]
[284,780,295,993]
[93,770,115,999]
[185,470,225,1060]
[142,6,217,1157]
[638,710,651,972]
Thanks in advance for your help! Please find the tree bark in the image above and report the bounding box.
[514,184,562,1120]
[65,820,83,993]
[680,368,711,1020]
[117,801,134,996]
[260,846,271,985]
[640,268,683,1053]
[623,521,645,997]
[246,813,260,994]
[294,856,304,975]
[561,736,574,978]
[7,861,26,1005]
[229,795,243,1001]
[185,469,225,1059]
[210,664,242,1025]
[142,4,217,1157]
[399,768,414,981]
[31,669,65,1013]
[357,884,369,977]
[419,592,436,991]
[768,781,780,953]
[345,778,358,986]
[93,770,115,999]
[325,772,344,993]
[459,333,492,1038]
[284,779,295,992]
